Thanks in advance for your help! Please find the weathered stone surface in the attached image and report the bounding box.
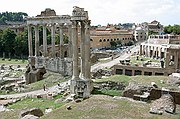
[20,108,43,118]
[150,94,176,115]
[96,81,126,90]
[122,82,152,98]
[168,73,180,85]
[25,66,46,84]
[92,69,112,79]
[21,114,39,119]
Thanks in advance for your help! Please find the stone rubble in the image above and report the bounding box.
[149,94,176,115]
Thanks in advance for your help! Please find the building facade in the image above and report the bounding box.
[89,26,134,49]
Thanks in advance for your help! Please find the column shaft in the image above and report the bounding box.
[43,25,47,57]
[51,24,56,57]
[35,25,39,57]
[59,24,64,58]
[28,25,33,57]
[80,21,85,79]
[72,21,79,80]
[84,20,91,80]
[68,25,72,58]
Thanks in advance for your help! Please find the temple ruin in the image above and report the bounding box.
[26,6,93,98]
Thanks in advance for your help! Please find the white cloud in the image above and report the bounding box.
[0,0,180,25]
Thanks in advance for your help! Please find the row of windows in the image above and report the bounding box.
[136,32,147,35]
[136,36,146,39]
[98,37,132,42]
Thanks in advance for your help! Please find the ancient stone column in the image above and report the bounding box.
[159,48,162,58]
[35,25,39,57]
[51,24,56,57]
[43,24,47,57]
[165,52,170,68]
[80,21,85,79]
[71,21,79,80]
[156,47,158,58]
[174,51,178,69]
[68,24,72,58]
[59,24,64,58]
[84,20,91,80]
[28,25,33,57]
[140,45,142,55]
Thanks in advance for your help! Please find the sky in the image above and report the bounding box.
[0,0,180,26]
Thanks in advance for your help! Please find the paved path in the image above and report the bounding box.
[91,45,140,72]
[0,81,68,99]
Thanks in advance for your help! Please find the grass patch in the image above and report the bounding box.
[8,94,65,111]
[24,72,69,92]
[92,88,122,96]
[1,94,65,119]
[95,75,131,86]
[0,58,28,65]
[41,95,180,119]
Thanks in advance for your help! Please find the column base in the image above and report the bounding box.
[70,78,93,98]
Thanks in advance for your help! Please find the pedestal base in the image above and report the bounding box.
[70,79,93,98]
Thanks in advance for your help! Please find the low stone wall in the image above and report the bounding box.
[113,64,175,76]
[150,88,180,105]
[35,57,72,76]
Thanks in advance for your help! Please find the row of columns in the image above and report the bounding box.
[71,20,91,81]
[28,23,67,58]
[140,44,166,59]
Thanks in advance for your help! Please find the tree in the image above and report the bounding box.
[164,24,180,35]
[14,31,28,58]
[110,41,117,47]
[2,29,16,56]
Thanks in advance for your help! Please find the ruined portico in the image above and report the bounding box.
[70,7,93,98]
[26,8,72,76]
[27,7,93,98]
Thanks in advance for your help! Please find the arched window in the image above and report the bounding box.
[99,39,102,42]
[103,39,106,42]
[107,39,109,41]
[90,39,93,41]
[111,39,113,41]
[114,38,116,41]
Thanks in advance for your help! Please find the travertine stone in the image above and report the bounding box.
[35,25,39,57]
[51,24,55,57]
[43,25,47,57]
[59,24,64,58]
[71,21,79,80]
[28,25,33,57]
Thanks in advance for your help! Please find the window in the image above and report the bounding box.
[90,39,93,41]
[107,39,109,41]
[123,38,124,40]
[111,39,113,41]
[117,38,119,40]
[99,39,102,42]
[114,38,116,41]
[103,39,106,42]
